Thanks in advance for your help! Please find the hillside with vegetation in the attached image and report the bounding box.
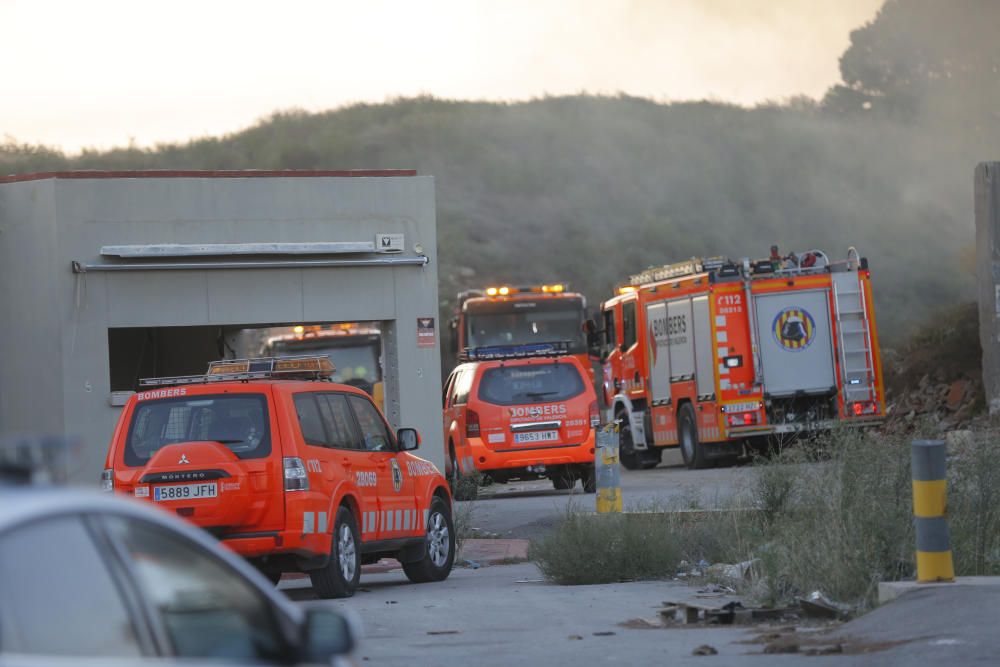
[3,0,997,342]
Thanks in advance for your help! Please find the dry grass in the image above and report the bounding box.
[530,425,1000,610]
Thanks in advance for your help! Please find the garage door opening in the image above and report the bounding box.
[108,321,387,406]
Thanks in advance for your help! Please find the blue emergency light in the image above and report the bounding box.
[462,340,571,361]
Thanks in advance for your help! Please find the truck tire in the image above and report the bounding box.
[402,497,456,583]
[678,403,709,470]
[582,465,597,493]
[640,448,663,469]
[617,412,643,471]
[310,506,361,599]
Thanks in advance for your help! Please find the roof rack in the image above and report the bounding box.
[460,340,572,362]
[625,247,849,288]
[139,355,335,387]
[629,257,729,286]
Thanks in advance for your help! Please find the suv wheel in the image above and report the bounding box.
[551,472,576,491]
[310,506,361,599]
[402,497,456,583]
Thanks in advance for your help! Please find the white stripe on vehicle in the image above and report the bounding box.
[423,509,429,528]
[716,330,728,343]
[317,512,327,534]
[715,315,726,327]
[303,512,314,534]
[403,509,411,530]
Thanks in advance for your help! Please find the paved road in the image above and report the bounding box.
[284,562,997,666]
[466,449,757,540]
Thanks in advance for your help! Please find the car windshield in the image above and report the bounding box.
[466,306,585,353]
[125,394,270,466]
[477,363,585,406]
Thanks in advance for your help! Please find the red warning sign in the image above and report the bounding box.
[417,317,436,348]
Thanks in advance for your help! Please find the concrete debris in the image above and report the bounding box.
[797,591,852,620]
[692,645,718,656]
[885,369,983,432]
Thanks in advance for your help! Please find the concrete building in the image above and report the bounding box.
[0,170,443,481]
[977,163,1000,414]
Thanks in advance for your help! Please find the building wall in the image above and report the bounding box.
[0,174,444,482]
[976,163,1000,414]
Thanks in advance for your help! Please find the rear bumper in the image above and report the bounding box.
[728,416,884,437]
[465,431,596,472]
[221,529,330,559]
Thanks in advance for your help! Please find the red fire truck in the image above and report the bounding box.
[448,284,594,383]
[597,247,885,470]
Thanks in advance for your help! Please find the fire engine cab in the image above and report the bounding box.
[597,247,885,470]
[102,355,454,599]
[448,284,595,384]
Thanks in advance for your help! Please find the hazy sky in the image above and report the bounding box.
[2,0,882,153]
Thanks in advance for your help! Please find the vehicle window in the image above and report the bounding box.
[126,394,270,466]
[622,301,637,350]
[348,395,393,452]
[452,369,474,405]
[443,372,457,408]
[603,308,617,349]
[318,393,361,450]
[0,516,143,657]
[293,394,327,447]
[105,516,286,662]
[478,362,586,406]
[465,302,586,353]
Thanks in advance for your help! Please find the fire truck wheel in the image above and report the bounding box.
[679,403,709,470]
[309,506,361,599]
[640,448,663,469]
[403,497,456,583]
[617,413,643,471]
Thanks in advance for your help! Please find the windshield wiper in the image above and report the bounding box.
[525,391,558,398]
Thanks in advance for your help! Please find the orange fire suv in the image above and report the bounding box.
[598,247,885,470]
[442,342,600,494]
[102,356,454,599]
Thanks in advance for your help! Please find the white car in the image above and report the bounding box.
[0,474,357,666]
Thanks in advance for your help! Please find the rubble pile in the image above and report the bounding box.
[881,302,985,432]
[884,368,983,431]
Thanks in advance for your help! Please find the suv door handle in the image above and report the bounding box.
[341,457,352,468]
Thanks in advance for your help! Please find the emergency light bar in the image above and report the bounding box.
[461,340,571,361]
[139,355,335,387]
[483,284,567,297]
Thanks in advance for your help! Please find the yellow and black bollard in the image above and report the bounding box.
[911,439,955,583]
[595,422,622,513]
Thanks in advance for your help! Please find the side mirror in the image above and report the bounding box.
[397,427,420,451]
[298,606,356,662]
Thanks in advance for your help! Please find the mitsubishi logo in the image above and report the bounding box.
[178,454,190,465]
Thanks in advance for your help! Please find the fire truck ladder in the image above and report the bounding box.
[831,272,876,406]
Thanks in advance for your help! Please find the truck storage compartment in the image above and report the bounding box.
[752,290,836,397]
